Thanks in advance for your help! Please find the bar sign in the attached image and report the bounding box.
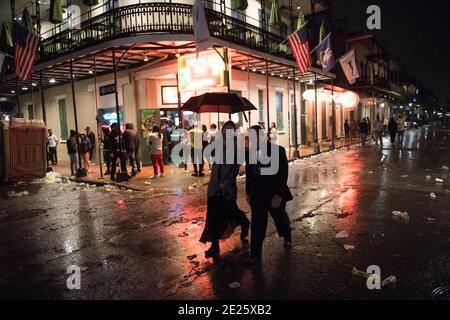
[99,84,116,96]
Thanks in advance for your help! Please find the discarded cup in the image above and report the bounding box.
[382,275,397,289]
[392,211,410,222]
[436,178,444,184]
[430,193,437,200]
[426,175,432,181]
[336,231,349,239]
[442,166,449,171]
[344,245,355,251]
[228,282,241,289]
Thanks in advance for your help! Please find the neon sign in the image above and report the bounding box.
[178,49,226,91]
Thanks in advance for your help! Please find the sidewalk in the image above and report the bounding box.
[52,137,362,191]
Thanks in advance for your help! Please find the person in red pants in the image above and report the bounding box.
[149,125,164,179]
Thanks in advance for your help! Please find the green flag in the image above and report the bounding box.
[297,12,306,29]
[49,0,64,24]
[22,8,35,33]
[83,0,99,6]
[1,23,13,50]
[269,0,280,27]
[319,21,327,42]
[230,0,248,11]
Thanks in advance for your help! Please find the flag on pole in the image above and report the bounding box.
[192,0,213,53]
[339,49,360,85]
[0,52,6,75]
[313,34,335,72]
[287,24,312,74]
[12,22,39,81]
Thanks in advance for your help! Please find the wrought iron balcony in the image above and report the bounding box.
[39,2,292,63]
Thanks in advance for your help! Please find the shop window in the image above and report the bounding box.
[58,99,68,140]
[258,89,264,123]
[275,91,284,130]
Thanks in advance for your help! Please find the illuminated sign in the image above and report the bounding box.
[99,84,116,96]
[178,49,226,92]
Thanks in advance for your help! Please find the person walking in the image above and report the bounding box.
[79,133,92,173]
[122,123,138,176]
[149,125,164,179]
[189,125,205,177]
[67,130,79,177]
[101,126,111,175]
[344,120,350,141]
[373,116,384,147]
[85,127,96,164]
[47,129,59,165]
[388,117,398,146]
[245,125,293,265]
[200,121,250,259]
[359,118,369,146]
[269,122,278,144]
[397,115,406,147]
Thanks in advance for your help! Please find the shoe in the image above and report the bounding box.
[131,171,138,177]
[110,176,116,181]
[243,254,262,266]
[192,172,199,177]
[205,246,220,259]
[159,173,165,177]
[199,172,205,177]
[283,233,292,248]
[150,174,159,179]
[240,224,250,240]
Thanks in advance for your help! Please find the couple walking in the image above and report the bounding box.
[200,121,292,265]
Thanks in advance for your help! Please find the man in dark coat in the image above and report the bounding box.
[109,123,123,181]
[245,125,293,264]
[85,127,96,163]
[122,123,138,176]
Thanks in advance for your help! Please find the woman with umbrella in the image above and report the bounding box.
[200,121,250,259]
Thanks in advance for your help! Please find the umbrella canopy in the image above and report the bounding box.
[49,0,64,24]
[83,0,99,6]
[269,0,280,27]
[1,23,13,50]
[22,8,34,33]
[181,92,256,114]
[231,0,248,11]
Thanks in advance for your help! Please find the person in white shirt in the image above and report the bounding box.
[47,129,59,165]
[269,122,278,144]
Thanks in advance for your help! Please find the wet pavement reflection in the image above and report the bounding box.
[1,127,450,299]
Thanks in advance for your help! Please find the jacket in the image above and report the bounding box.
[245,143,293,202]
[67,136,78,154]
[122,129,138,152]
[79,138,91,154]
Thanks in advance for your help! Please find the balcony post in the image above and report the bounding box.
[265,59,270,129]
[292,67,299,158]
[330,77,335,150]
[93,55,104,179]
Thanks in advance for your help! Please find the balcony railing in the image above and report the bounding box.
[39,2,292,63]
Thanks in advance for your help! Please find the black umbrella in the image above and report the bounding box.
[181,92,256,114]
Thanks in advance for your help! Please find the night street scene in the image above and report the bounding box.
[0,0,450,310]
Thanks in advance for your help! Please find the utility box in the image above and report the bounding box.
[0,119,47,182]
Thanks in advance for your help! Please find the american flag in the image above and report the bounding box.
[287,24,312,74]
[13,22,39,81]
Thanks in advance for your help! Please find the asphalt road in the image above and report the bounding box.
[1,126,450,300]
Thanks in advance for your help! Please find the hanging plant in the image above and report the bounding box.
[49,0,64,24]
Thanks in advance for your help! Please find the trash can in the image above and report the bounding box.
[1,118,47,182]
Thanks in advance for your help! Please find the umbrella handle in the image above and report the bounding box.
[242,111,248,123]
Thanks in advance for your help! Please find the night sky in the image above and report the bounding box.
[328,0,450,107]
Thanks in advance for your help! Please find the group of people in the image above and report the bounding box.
[344,115,407,147]
[66,127,97,176]
[199,121,292,265]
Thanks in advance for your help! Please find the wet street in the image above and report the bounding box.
[1,126,450,300]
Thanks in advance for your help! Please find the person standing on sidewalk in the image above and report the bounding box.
[189,125,205,177]
[269,122,278,144]
[344,120,350,141]
[101,126,111,175]
[149,125,164,179]
[122,123,138,176]
[161,123,172,165]
[109,123,122,181]
[397,115,406,147]
[67,130,79,177]
[47,129,59,165]
[374,116,384,147]
[245,125,293,265]
[85,127,96,164]
[359,118,369,146]
[388,117,398,146]
[79,133,92,173]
